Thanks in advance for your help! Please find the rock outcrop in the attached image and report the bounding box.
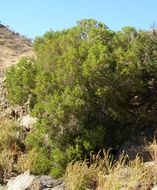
[6,171,66,190]
[0,27,35,131]
[39,175,65,190]
[7,170,39,190]
[20,115,37,131]
[0,24,33,120]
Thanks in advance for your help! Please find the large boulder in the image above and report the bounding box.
[6,172,66,190]
[39,175,54,188]
[20,115,37,131]
[6,170,40,190]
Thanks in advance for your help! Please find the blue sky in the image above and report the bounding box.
[0,0,157,39]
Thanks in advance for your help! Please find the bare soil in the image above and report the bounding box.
[0,24,34,71]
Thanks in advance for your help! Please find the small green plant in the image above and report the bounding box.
[18,147,51,175]
[5,57,36,106]
[31,148,51,175]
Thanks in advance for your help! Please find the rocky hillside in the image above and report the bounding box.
[0,24,33,118]
[0,23,33,70]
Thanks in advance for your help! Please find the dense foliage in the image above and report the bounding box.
[5,19,157,177]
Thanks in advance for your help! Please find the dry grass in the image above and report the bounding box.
[97,156,148,190]
[0,118,18,150]
[0,149,15,180]
[0,118,20,180]
[65,142,157,190]
[147,139,157,162]
[65,160,95,190]
[17,149,37,173]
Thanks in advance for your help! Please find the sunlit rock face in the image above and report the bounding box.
[20,114,37,131]
[7,170,40,190]
[6,171,66,190]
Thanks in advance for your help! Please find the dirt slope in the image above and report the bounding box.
[0,24,34,71]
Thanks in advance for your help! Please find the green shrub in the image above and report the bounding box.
[31,148,51,175]
[5,57,36,106]
[5,19,157,176]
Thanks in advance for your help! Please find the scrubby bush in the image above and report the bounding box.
[0,118,23,179]
[5,19,157,176]
[0,118,18,150]
[0,149,15,179]
[5,57,36,106]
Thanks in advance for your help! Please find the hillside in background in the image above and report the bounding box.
[0,24,33,70]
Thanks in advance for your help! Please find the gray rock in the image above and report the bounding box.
[39,176,65,189]
[6,172,66,190]
[7,170,40,190]
[52,178,64,187]
[51,184,65,190]
[39,175,54,188]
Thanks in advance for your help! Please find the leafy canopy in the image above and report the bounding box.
[5,19,157,176]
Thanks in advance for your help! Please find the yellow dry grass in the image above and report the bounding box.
[65,142,157,190]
